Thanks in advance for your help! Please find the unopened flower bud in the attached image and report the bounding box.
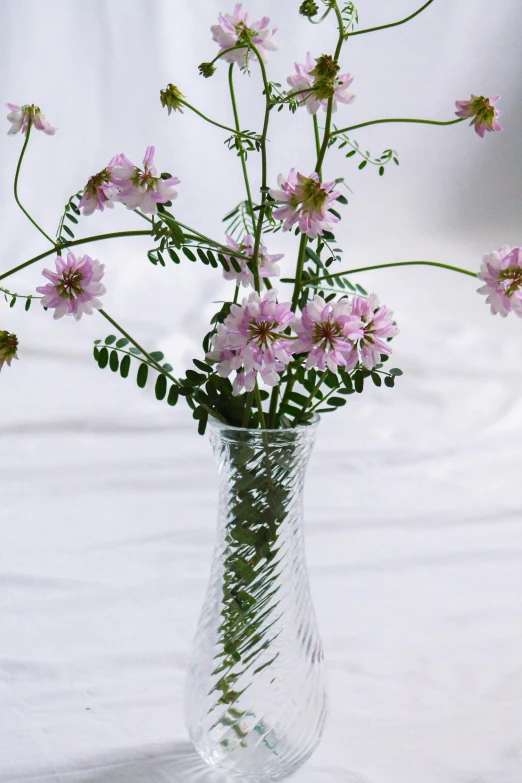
[199,62,217,79]
[300,1,319,17]
[160,84,185,115]
[0,330,19,370]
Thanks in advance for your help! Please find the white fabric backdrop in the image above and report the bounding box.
[1,1,522,781]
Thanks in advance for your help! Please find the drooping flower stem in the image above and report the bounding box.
[179,97,256,142]
[228,65,256,224]
[333,116,465,137]
[315,1,346,176]
[0,230,153,284]
[349,0,436,37]
[292,260,478,288]
[291,234,310,312]
[13,122,56,246]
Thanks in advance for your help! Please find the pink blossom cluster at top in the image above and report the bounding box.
[36,252,106,321]
[211,4,277,68]
[6,103,56,135]
[270,169,341,239]
[222,233,283,288]
[207,290,295,395]
[287,53,356,115]
[295,294,398,373]
[455,95,502,138]
[477,245,522,317]
[78,146,180,217]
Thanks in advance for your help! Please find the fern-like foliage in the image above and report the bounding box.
[56,190,83,245]
[1,287,41,312]
[331,130,400,175]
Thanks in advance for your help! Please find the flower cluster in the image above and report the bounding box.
[295,294,398,373]
[207,290,294,394]
[211,3,277,69]
[36,253,106,321]
[270,169,340,239]
[160,84,185,115]
[455,95,502,138]
[222,234,283,288]
[0,330,19,371]
[6,103,56,136]
[477,245,522,317]
[79,146,180,216]
[287,53,356,115]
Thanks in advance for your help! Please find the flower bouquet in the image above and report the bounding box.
[1,1,512,779]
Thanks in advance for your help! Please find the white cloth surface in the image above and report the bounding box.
[1,1,522,781]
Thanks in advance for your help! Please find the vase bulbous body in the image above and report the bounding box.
[185,418,327,781]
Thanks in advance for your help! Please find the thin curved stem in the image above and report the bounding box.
[291,234,310,312]
[228,65,256,225]
[333,116,464,137]
[1,286,42,301]
[313,115,322,165]
[0,230,152,283]
[288,260,477,288]
[13,123,55,246]
[179,98,256,141]
[350,0,436,37]
[315,2,345,175]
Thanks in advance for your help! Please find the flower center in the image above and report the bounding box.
[234,21,256,46]
[248,319,279,348]
[132,168,158,191]
[58,269,84,300]
[86,169,111,195]
[313,319,344,350]
[294,178,329,212]
[500,266,522,297]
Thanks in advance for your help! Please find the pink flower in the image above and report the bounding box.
[222,233,283,288]
[477,245,522,317]
[350,294,399,370]
[293,295,363,372]
[36,252,106,321]
[110,146,180,215]
[287,53,356,115]
[206,290,295,394]
[0,331,19,371]
[270,169,341,239]
[211,4,277,69]
[455,95,502,138]
[78,154,124,216]
[6,103,56,136]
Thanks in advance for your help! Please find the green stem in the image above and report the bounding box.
[291,369,328,426]
[179,98,256,141]
[315,2,345,176]
[291,234,310,312]
[291,260,478,288]
[228,65,256,224]
[0,230,152,283]
[333,116,465,137]
[98,309,227,424]
[267,386,279,429]
[350,0,436,37]
[242,390,255,427]
[313,115,322,166]
[254,383,266,429]
[13,123,55,246]
[1,286,42,301]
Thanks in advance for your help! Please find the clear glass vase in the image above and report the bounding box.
[185,417,327,781]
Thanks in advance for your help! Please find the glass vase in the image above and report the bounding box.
[185,417,327,781]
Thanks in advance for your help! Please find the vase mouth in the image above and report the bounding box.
[208,414,320,435]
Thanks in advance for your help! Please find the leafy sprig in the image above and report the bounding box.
[55,190,83,246]
[332,130,399,175]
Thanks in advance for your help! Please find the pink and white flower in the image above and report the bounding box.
[287,53,356,115]
[350,294,399,370]
[6,103,56,135]
[270,169,341,239]
[111,146,180,215]
[293,295,363,372]
[206,290,295,394]
[455,95,502,138]
[222,233,283,288]
[477,245,522,317]
[78,154,125,216]
[36,252,106,321]
[211,4,277,69]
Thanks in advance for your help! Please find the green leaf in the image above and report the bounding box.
[155,373,167,401]
[355,284,368,295]
[10,297,16,308]
[116,338,129,349]
[354,373,364,393]
[62,224,74,238]
[137,363,149,388]
[197,248,210,265]
[379,166,385,176]
[198,409,209,436]
[129,346,142,355]
[109,350,119,373]
[148,251,158,266]
[345,150,356,158]
[93,346,99,362]
[120,354,131,379]
[194,359,212,373]
[371,372,382,387]
[207,251,218,268]
[65,212,78,224]
[149,351,165,362]
[25,298,31,311]
[162,363,174,373]
[389,368,403,376]
[167,385,179,406]
[182,247,197,262]
[328,396,347,407]
[305,246,321,265]
[104,335,117,345]
[336,194,349,205]
[358,160,368,170]
[384,375,395,388]
[168,248,180,264]
[97,347,109,369]
[186,369,206,385]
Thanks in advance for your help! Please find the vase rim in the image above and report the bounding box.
[208,414,320,435]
